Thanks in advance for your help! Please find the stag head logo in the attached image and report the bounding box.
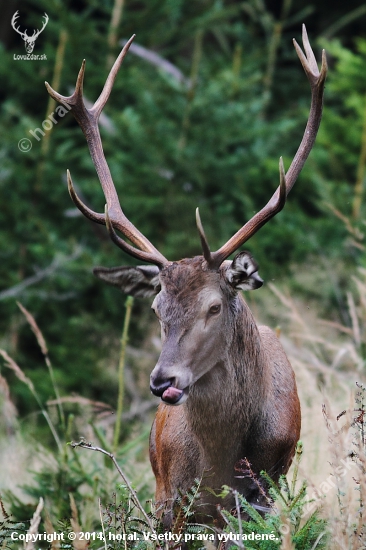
[11,11,49,54]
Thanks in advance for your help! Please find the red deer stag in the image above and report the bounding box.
[46,26,326,525]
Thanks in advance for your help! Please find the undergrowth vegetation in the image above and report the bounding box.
[1,283,366,549]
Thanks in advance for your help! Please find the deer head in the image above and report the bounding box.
[11,11,48,54]
[94,249,263,404]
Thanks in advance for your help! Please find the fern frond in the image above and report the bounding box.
[236,494,268,529]
[171,474,204,539]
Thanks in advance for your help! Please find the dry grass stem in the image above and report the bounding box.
[346,291,361,347]
[24,497,44,550]
[17,302,48,356]
[98,497,108,550]
[322,398,366,549]
[44,515,61,550]
[70,439,156,535]
[325,202,363,241]
[0,372,17,431]
[0,349,35,391]
[0,348,62,451]
[17,301,65,428]
[47,395,113,413]
[69,494,88,550]
[280,523,295,550]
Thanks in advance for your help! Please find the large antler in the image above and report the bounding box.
[199,25,327,270]
[45,36,168,269]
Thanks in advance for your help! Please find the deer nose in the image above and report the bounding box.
[150,377,172,397]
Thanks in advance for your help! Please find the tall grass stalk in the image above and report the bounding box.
[113,296,134,454]
[24,497,44,550]
[98,497,108,550]
[17,301,65,430]
[0,349,62,452]
[0,302,66,451]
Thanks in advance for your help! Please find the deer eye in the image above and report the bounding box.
[208,304,221,315]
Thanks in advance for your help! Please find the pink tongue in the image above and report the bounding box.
[162,386,183,403]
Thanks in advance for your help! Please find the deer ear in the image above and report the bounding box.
[93,265,160,298]
[225,251,263,291]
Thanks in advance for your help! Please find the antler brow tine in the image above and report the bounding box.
[195,208,212,265]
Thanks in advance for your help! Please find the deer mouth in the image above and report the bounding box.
[161,386,188,405]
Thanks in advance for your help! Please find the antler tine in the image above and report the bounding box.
[207,25,327,270]
[67,170,105,225]
[92,34,135,119]
[195,208,212,264]
[46,37,169,269]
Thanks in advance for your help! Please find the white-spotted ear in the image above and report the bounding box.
[93,265,160,298]
[224,251,263,291]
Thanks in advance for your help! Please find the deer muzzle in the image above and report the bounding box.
[150,375,188,405]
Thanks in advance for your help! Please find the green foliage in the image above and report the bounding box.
[6,439,103,523]
[0,498,26,550]
[98,476,214,550]
[218,443,328,549]
[171,476,203,539]
[1,303,151,547]
[314,35,366,257]
[101,487,153,550]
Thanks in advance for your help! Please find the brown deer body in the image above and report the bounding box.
[46,26,326,526]
[147,257,300,524]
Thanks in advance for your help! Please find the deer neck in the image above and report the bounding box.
[184,295,270,469]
